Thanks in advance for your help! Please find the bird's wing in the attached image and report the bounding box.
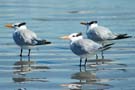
[13,29,38,45]
[22,29,39,45]
[95,26,116,40]
[70,41,87,56]
[90,26,116,40]
[70,39,101,56]
[80,39,102,53]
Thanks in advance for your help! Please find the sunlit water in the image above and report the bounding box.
[0,0,135,90]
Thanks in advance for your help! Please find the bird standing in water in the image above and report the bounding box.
[80,21,131,59]
[61,32,113,66]
[80,21,131,42]
[5,22,51,56]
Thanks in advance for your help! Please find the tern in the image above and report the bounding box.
[5,22,51,56]
[60,32,113,66]
[80,21,131,43]
[80,21,131,59]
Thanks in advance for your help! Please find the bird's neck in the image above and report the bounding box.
[89,23,98,29]
[86,23,98,34]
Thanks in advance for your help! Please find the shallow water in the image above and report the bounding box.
[0,0,135,90]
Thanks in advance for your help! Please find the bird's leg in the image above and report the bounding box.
[28,55,30,62]
[28,56,31,69]
[101,43,104,64]
[101,51,105,64]
[28,49,31,56]
[96,54,99,64]
[80,66,82,72]
[101,43,104,59]
[80,58,82,67]
[101,51,104,59]
[96,54,98,59]
[20,49,23,57]
[84,58,87,66]
[20,56,22,62]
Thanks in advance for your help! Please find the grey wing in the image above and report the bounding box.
[81,39,102,53]
[88,26,116,41]
[13,30,38,46]
[70,39,101,56]
[94,26,116,40]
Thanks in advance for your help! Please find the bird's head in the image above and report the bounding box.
[5,22,27,30]
[60,32,83,42]
[80,21,98,29]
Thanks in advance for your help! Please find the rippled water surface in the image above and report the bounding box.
[0,0,135,90]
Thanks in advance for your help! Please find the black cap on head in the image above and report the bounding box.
[76,32,82,37]
[18,22,26,27]
[89,21,98,25]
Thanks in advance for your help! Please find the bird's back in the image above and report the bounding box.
[13,29,38,47]
[70,39,102,57]
[87,26,116,41]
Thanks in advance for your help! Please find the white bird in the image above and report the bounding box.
[80,21,131,43]
[5,22,51,56]
[60,32,113,66]
[80,21,131,59]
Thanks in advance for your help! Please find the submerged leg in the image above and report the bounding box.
[96,54,98,64]
[28,56,31,67]
[84,58,87,66]
[28,55,30,62]
[20,49,23,57]
[28,49,31,56]
[80,58,82,67]
[101,43,104,59]
[101,51,104,59]
[20,56,22,61]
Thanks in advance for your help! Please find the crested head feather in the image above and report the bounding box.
[18,22,26,27]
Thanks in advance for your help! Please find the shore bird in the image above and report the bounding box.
[60,32,113,66]
[80,21,131,59]
[5,22,51,56]
[80,21,131,42]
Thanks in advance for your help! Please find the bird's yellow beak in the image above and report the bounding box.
[60,35,69,40]
[5,24,13,28]
[80,21,87,25]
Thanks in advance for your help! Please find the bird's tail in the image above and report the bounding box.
[99,43,114,51]
[36,40,51,45]
[114,34,132,40]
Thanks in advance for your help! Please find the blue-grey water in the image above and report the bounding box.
[0,0,135,90]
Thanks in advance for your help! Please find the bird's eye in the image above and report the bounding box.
[72,35,76,37]
[14,25,18,27]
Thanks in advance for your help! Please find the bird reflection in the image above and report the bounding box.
[79,58,113,71]
[88,58,113,66]
[71,71,96,84]
[69,58,127,90]
[12,56,49,83]
[85,58,127,72]
[70,70,112,90]
[13,56,34,74]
